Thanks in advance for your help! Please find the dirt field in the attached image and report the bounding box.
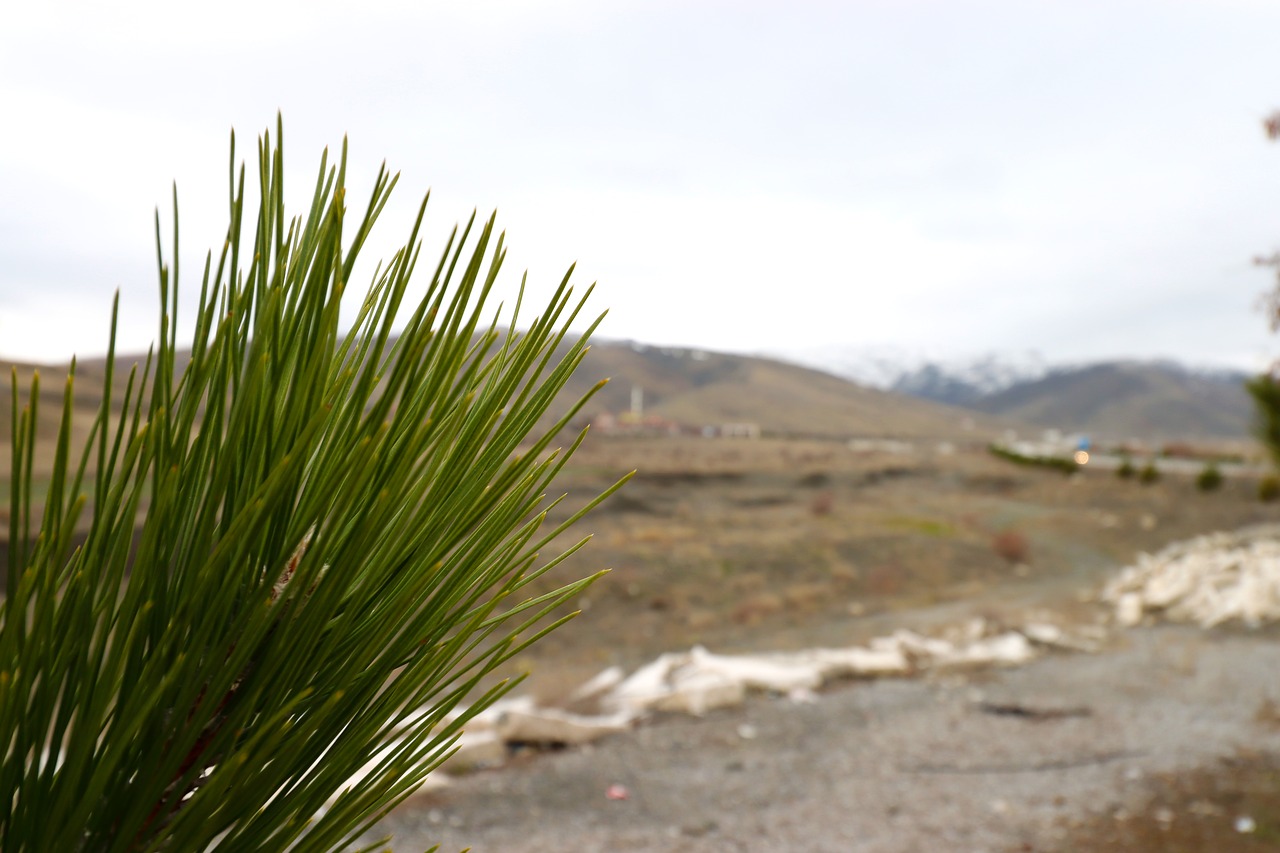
[6,429,1275,850]
[362,625,1280,852]
[504,435,1277,695]
[353,434,1280,851]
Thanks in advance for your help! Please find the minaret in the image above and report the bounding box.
[630,385,643,417]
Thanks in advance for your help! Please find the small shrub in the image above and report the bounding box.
[1196,463,1224,492]
[1139,462,1161,484]
[992,529,1030,565]
[1116,457,1136,479]
[809,489,835,516]
[864,563,903,597]
[1260,475,1280,502]
[731,592,784,625]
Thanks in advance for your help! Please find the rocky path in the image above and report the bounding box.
[360,625,1280,852]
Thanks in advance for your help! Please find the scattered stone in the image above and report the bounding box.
[566,666,626,706]
[976,701,1091,721]
[681,819,719,837]
[787,687,819,704]
[495,707,634,747]
[438,730,506,774]
[345,615,1099,802]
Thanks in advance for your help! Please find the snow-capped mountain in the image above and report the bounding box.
[775,346,1051,402]
[773,346,1256,439]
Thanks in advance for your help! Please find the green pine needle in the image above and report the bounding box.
[0,116,623,852]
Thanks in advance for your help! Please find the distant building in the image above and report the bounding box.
[703,423,760,439]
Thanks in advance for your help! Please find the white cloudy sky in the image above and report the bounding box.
[4,0,1280,370]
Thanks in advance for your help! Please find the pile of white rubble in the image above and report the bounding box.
[1103,524,1280,629]
[349,616,1098,795]
[337,525,1280,802]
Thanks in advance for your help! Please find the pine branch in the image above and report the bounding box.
[0,116,618,852]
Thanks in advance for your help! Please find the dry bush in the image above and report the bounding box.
[1260,475,1280,503]
[731,592,784,625]
[1255,697,1280,729]
[991,529,1030,565]
[1196,463,1223,492]
[809,489,835,516]
[864,563,903,597]
[783,581,829,610]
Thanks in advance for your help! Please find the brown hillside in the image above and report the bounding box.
[972,361,1253,441]
[565,341,1013,440]
[1,337,1016,482]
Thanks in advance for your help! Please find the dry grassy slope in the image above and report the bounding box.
[1,336,1015,470]
[0,349,172,484]
[561,340,1014,440]
[972,361,1253,440]
[0,359,131,478]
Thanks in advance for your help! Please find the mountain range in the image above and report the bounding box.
[560,341,1008,440]
[1,342,1262,451]
[779,347,1258,441]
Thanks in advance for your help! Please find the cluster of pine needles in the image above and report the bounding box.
[1,118,624,851]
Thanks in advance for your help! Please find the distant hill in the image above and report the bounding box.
[0,339,1015,463]
[4,342,1257,452]
[777,347,1258,441]
[964,361,1254,440]
[563,341,1010,440]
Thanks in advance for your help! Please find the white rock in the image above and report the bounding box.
[566,665,626,705]
[686,646,824,693]
[1116,592,1144,627]
[653,668,747,716]
[439,729,507,773]
[495,707,634,745]
[602,651,690,714]
[796,646,911,677]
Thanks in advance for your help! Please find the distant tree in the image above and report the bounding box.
[1116,456,1136,479]
[1248,110,1280,468]
[1260,474,1280,502]
[1196,462,1224,492]
[1247,372,1280,468]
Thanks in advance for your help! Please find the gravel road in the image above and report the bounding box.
[359,624,1280,852]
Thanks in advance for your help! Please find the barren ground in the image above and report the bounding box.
[355,435,1280,851]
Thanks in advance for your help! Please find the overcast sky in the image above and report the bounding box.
[5,0,1280,370]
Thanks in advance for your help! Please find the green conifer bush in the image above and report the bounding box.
[0,119,626,851]
[1259,475,1280,502]
[1196,463,1224,492]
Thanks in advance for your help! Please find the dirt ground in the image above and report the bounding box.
[362,625,1280,852]
[503,435,1277,695]
[351,435,1280,852]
